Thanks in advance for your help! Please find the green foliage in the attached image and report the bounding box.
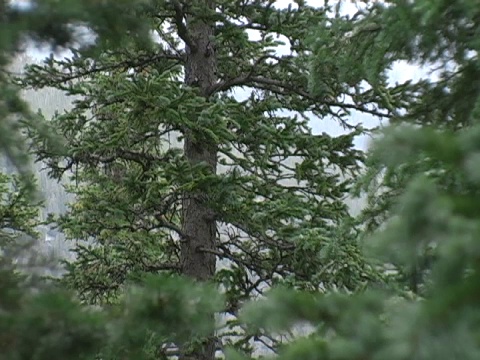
[0,172,41,285]
[106,275,223,359]
[5,0,480,359]
[1,289,106,360]
[345,0,480,281]
[233,119,480,359]
[0,272,224,360]
[0,173,39,237]
[219,1,480,360]
[0,172,41,314]
[0,0,154,185]
[307,0,480,236]
[17,2,383,355]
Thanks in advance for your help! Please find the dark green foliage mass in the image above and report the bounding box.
[0,0,154,186]
[226,1,480,360]
[2,0,480,359]
[18,1,382,355]
[1,272,223,360]
[234,122,480,360]
[14,1,391,351]
[0,172,40,293]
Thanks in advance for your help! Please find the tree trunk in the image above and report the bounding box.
[180,1,217,359]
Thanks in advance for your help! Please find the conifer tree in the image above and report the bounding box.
[19,1,387,358]
[6,0,480,359]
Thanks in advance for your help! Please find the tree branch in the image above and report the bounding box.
[154,214,190,243]
[250,76,392,118]
[20,51,182,89]
[171,0,197,53]
[207,70,392,118]
[205,54,275,96]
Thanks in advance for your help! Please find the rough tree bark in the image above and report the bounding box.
[180,1,218,359]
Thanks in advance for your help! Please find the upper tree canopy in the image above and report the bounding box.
[305,0,480,238]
